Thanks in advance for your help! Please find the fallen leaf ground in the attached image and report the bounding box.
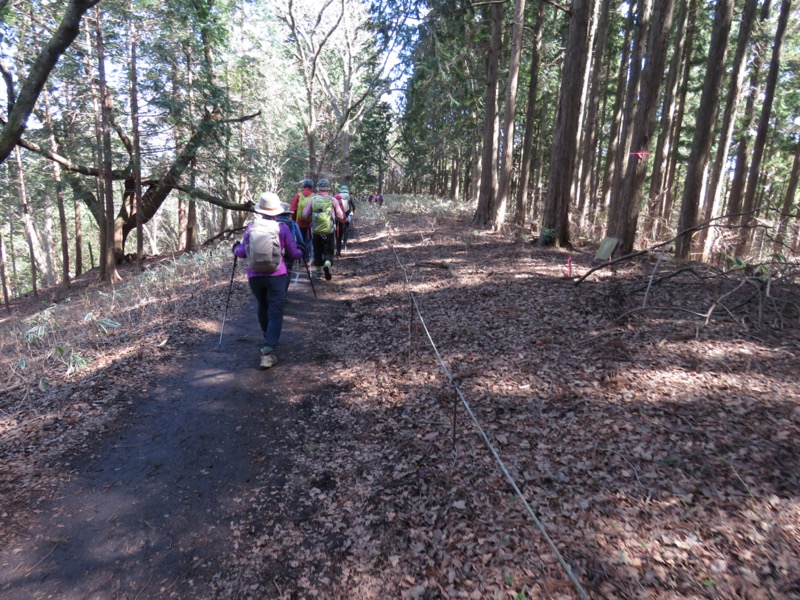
[214,198,800,599]
[2,196,799,599]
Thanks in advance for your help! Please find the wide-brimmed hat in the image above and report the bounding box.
[280,202,293,215]
[316,178,331,191]
[254,192,283,216]
[339,185,349,194]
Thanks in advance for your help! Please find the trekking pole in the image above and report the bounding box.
[304,261,317,299]
[218,255,237,352]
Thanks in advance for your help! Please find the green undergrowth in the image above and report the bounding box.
[0,245,233,404]
[359,193,475,223]
[0,194,474,404]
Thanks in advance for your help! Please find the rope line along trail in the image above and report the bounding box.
[388,229,590,600]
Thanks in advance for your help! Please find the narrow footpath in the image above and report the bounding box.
[0,270,341,599]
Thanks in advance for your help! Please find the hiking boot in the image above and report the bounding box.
[323,260,332,280]
[260,346,277,369]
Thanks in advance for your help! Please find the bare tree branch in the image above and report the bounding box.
[172,184,254,212]
[0,0,103,164]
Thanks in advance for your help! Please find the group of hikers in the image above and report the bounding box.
[232,178,356,368]
[363,192,383,206]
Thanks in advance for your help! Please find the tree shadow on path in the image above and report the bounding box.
[0,275,339,599]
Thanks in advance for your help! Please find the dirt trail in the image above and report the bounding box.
[0,271,339,599]
[4,207,798,599]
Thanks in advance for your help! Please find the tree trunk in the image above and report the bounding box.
[341,129,353,187]
[472,3,503,228]
[95,10,118,281]
[609,0,652,211]
[587,54,612,228]
[726,0,773,224]
[736,0,791,257]
[674,0,734,260]
[598,1,635,220]
[74,195,83,276]
[532,94,548,223]
[43,88,70,289]
[643,0,687,240]
[129,19,144,271]
[0,224,10,311]
[81,24,106,279]
[607,0,676,256]
[773,144,800,254]
[495,0,526,229]
[9,218,18,286]
[470,141,481,204]
[449,155,461,201]
[577,0,610,233]
[698,0,759,260]
[540,0,592,246]
[514,1,545,226]
[185,195,197,252]
[659,0,700,234]
[14,147,40,296]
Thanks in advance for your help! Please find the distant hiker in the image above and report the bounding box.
[290,179,315,246]
[301,178,344,281]
[334,185,355,257]
[376,193,383,207]
[233,192,303,369]
[276,202,309,293]
[368,193,374,203]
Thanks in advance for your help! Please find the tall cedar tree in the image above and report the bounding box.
[674,0,734,260]
[540,0,591,246]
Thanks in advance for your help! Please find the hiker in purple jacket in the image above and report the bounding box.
[233,192,303,369]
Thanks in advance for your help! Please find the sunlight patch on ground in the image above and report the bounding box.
[192,318,222,334]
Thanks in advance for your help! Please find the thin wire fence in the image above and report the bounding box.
[390,237,591,600]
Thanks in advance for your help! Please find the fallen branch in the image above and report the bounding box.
[576,211,758,284]
[616,305,713,322]
[415,261,458,277]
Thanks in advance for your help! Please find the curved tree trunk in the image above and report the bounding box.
[0,0,101,164]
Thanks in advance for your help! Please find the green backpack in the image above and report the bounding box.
[311,195,335,235]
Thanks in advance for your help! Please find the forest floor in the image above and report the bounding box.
[0,196,799,599]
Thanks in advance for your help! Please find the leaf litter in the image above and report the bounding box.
[214,200,800,598]
[1,199,799,598]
